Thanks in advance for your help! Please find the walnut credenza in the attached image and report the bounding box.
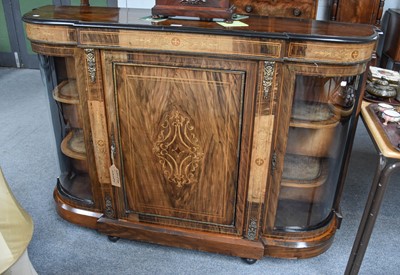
[23,6,377,262]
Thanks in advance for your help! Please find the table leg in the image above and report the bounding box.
[345,156,400,274]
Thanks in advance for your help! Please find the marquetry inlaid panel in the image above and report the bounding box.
[113,62,246,228]
[78,29,283,59]
[88,101,111,184]
[26,24,77,45]
[288,41,376,63]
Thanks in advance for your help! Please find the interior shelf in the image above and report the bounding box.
[58,172,93,204]
[290,101,340,129]
[281,154,329,188]
[52,79,79,104]
[61,129,86,160]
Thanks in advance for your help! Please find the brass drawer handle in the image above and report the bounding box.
[293,8,302,17]
[245,5,253,13]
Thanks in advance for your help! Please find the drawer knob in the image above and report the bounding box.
[293,8,302,17]
[245,5,253,13]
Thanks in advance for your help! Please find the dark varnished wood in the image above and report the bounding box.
[330,0,385,26]
[262,219,337,259]
[232,0,318,19]
[102,52,258,235]
[80,0,90,6]
[152,0,236,21]
[263,63,367,248]
[263,216,338,259]
[380,9,400,70]
[23,6,377,42]
[97,217,265,259]
[54,188,102,229]
[23,5,378,261]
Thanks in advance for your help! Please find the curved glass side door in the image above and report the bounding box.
[272,64,363,231]
[39,54,93,206]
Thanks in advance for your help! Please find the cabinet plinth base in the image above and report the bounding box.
[54,187,339,260]
[262,216,338,259]
[54,188,102,229]
[97,217,265,260]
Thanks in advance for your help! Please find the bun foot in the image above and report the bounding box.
[242,258,257,264]
[108,236,120,242]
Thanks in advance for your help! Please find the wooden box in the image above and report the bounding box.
[232,0,318,19]
[152,0,236,21]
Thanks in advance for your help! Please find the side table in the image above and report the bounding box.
[345,101,400,274]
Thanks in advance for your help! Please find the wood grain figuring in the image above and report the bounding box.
[232,0,318,19]
[23,6,377,46]
[73,49,104,210]
[60,130,87,160]
[262,216,337,258]
[285,127,336,157]
[152,0,235,21]
[263,65,295,233]
[100,52,128,218]
[97,217,265,259]
[100,51,258,234]
[23,6,378,41]
[247,115,274,203]
[52,80,79,104]
[114,63,243,227]
[25,5,378,260]
[288,41,376,64]
[333,0,385,25]
[26,24,77,45]
[88,101,111,184]
[31,43,75,57]
[155,0,231,9]
[54,189,102,229]
[79,29,283,59]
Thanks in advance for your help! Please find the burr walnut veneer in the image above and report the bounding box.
[23,5,377,262]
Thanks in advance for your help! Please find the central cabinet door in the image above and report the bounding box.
[102,52,257,234]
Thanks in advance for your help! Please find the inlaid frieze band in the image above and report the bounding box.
[79,30,282,59]
[288,42,375,63]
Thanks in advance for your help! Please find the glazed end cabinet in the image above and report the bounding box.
[23,6,377,262]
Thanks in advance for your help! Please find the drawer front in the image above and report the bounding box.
[232,0,317,19]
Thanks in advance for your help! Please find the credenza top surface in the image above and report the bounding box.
[23,5,378,43]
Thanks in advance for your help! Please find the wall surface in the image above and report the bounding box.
[117,0,400,21]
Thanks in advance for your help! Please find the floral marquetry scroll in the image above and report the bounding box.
[153,109,204,188]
